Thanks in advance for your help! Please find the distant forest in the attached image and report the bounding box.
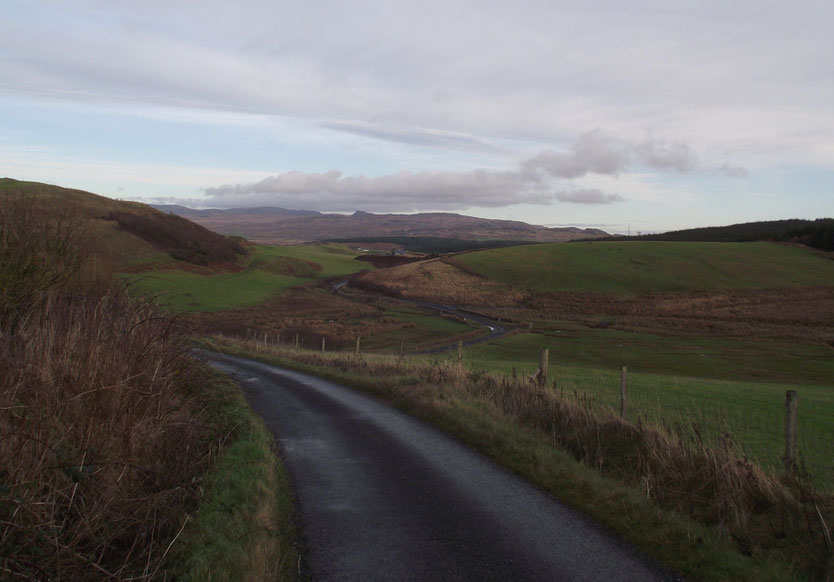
[605,218,834,251]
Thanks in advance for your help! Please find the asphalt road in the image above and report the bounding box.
[207,352,677,582]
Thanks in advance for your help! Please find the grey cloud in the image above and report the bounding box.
[714,163,749,178]
[521,130,701,180]
[202,130,746,212]
[632,139,697,172]
[204,167,554,212]
[553,189,625,204]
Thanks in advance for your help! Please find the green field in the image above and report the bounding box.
[123,243,369,312]
[457,241,834,294]
[423,334,834,485]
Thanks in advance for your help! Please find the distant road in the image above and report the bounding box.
[206,352,677,582]
[331,278,512,353]
[408,299,510,353]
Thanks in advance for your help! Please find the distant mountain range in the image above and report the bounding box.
[151,205,610,244]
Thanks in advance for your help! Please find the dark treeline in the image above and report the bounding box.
[603,218,834,251]
[325,236,534,254]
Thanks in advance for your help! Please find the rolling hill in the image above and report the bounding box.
[152,205,610,244]
[0,178,245,272]
[609,218,834,251]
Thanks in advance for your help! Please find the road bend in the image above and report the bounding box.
[205,352,677,582]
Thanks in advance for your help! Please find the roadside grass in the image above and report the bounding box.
[455,241,834,295]
[205,337,826,582]
[170,374,299,582]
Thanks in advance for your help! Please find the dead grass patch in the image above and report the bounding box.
[353,258,527,305]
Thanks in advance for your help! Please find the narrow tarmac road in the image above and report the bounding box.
[207,352,677,582]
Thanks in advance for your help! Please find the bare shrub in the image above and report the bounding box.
[0,289,213,579]
[0,194,88,330]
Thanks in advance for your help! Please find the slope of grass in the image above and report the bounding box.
[0,178,244,269]
[123,243,370,312]
[248,243,368,278]
[456,241,834,295]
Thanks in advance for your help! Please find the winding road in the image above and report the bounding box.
[206,352,677,581]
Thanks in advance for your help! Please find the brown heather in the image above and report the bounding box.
[352,258,527,306]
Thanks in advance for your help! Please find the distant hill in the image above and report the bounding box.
[152,205,610,244]
[1,179,244,270]
[608,218,834,251]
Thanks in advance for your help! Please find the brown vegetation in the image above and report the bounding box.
[191,288,415,349]
[352,258,527,306]
[0,190,222,579]
[514,287,834,342]
[0,291,214,579]
[107,210,244,266]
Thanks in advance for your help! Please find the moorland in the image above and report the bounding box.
[2,177,833,581]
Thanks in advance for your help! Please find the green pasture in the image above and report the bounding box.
[122,243,369,312]
[431,333,834,487]
[462,328,834,385]
[248,243,368,277]
[456,241,834,294]
[123,269,306,312]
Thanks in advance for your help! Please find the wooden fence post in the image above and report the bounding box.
[276,332,280,345]
[620,366,628,420]
[355,336,361,356]
[784,390,798,474]
[457,340,464,370]
[263,332,267,348]
[294,334,299,348]
[538,348,549,387]
[322,337,326,352]
[399,341,404,359]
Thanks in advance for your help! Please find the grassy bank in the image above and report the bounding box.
[170,374,299,581]
[456,241,834,294]
[206,337,833,582]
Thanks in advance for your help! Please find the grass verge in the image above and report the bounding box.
[169,373,300,582]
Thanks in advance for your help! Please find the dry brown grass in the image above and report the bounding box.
[191,288,438,350]
[353,258,527,306]
[491,286,834,342]
[0,289,215,580]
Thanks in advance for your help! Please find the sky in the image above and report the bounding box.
[2,0,832,234]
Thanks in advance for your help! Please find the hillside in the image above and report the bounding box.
[610,218,834,251]
[454,241,834,294]
[358,241,834,299]
[1,179,244,271]
[152,204,609,244]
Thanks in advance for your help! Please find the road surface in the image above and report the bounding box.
[206,352,677,582]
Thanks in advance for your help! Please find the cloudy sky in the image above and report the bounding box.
[2,0,832,233]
